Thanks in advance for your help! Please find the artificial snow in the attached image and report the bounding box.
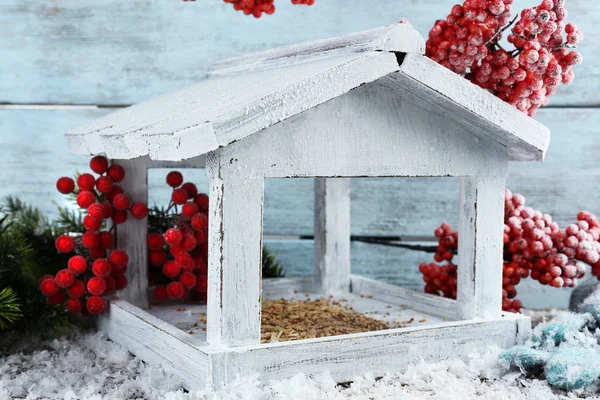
[0,328,586,400]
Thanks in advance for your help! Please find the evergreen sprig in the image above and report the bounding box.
[0,287,21,329]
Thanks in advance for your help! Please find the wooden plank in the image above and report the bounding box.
[209,23,424,76]
[65,52,401,161]
[208,317,522,388]
[0,0,595,107]
[220,78,508,178]
[206,152,264,346]
[457,176,506,320]
[97,298,210,389]
[113,158,149,308]
[390,55,550,162]
[350,274,457,319]
[314,178,351,293]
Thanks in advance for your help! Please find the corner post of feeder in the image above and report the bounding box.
[113,157,149,309]
[314,178,351,294]
[457,175,505,320]
[206,151,264,346]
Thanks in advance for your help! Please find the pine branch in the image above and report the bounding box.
[55,206,85,234]
[0,287,22,330]
[263,246,285,278]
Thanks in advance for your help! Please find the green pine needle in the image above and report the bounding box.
[263,246,285,278]
[0,287,22,329]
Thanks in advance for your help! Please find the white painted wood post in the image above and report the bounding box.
[206,154,264,346]
[314,178,351,293]
[457,176,505,320]
[113,158,149,309]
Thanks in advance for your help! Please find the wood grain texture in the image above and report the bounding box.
[220,78,509,178]
[208,316,527,389]
[209,23,424,76]
[113,158,149,308]
[65,52,401,160]
[457,176,506,320]
[0,0,596,106]
[314,178,351,293]
[97,298,210,389]
[207,154,264,346]
[350,275,457,319]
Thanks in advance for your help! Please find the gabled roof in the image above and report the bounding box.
[65,24,550,162]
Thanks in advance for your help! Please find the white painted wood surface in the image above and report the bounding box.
[206,152,264,346]
[113,158,149,309]
[220,80,509,178]
[351,275,457,320]
[65,51,401,160]
[457,176,506,320]
[208,316,528,389]
[209,23,424,76]
[390,54,550,162]
[97,298,209,389]
[314,178,351,293]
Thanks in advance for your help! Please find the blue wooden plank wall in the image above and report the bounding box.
[1,0,599,309]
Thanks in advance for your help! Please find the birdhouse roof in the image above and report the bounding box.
[65,24,549,162]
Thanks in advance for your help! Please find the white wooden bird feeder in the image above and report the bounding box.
[65,24,550,389]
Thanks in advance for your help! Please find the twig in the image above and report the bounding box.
[484,14,519,46]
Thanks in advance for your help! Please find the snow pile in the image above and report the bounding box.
[0,330,575,400]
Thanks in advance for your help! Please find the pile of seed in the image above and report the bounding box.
[260,297,394,343]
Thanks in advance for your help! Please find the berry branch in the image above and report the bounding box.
[426,0,583,116]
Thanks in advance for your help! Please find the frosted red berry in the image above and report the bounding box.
[83,215,102,231]
[171,188,189,205]
[90,155,109,174]
[66,298,83,313]
[114,275,128,291]
[40,278,60,297]
[164,228,183,245]
[89,246,107,259]
[175,252,194,271]
[87,203,104,219]
[95,176,114,194]
[107,186,124,202]
[147,233,164,251]
[86,296,106,314]
[166,281,185,300]
[67,279,86,298]
[195,274,208,292]
[179,272,197,289]
[77,173,96,191]
[56,177,75,194]
[192,214,208,231]
[105,276,116,293]
[181,183,198,199]
[109,249,129,267]
[149,250,167,266]
[182,202,199,218]
[67,255,87,275]
[163,260,181,278]
[106,164,125,183]
[55,269,76,288]
[111,210,128,224]
[193,194,209,212]
[76,191,96,209]
[48,291,66,305]
[81,231,101,249]
[112,194,131,211]
[92,258,112,277]
[166,171,184,187]
[130,202,148,219]
[55,235,76,253]
[99,231,114,248]
[87,277,106,296]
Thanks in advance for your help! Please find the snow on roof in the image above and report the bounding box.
[65,23,549,163]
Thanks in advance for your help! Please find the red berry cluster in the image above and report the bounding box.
[149,171,209,303]
[222,0,314,18]
[427,0,582,116]
[419,189,598,313]
[41,156,146,315]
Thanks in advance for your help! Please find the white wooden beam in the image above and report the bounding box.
[114,158,149,309]
[314,178,351,293]
[206,152,264,346]
[457,176,506,320]
[208,24,424,77]
[350,275,457,320]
